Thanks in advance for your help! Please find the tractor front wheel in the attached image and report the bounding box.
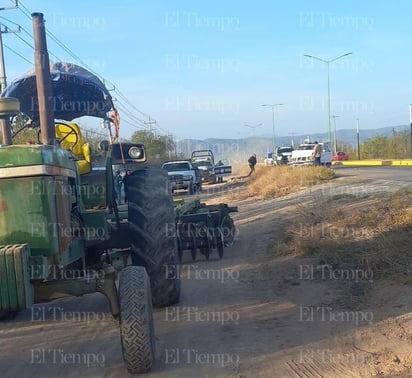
[119,266,155,374]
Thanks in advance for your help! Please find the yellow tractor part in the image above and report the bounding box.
[55,122,91,174]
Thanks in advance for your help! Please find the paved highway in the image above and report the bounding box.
[333,166,412,183]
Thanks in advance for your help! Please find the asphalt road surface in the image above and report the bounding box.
[333,166,412,183]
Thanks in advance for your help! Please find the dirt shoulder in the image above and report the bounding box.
[0,174,411,377]
[185,175,412,378]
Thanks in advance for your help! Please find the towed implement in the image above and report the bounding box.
[174,199,238,261]
[0,13,180,374]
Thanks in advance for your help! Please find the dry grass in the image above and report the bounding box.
[231,163,252,176]
[247,165,334,198]
[276,188,412,282]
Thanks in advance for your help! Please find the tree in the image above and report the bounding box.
[0,114,38,144]
[130,130,176,165]
[360,131,410,159]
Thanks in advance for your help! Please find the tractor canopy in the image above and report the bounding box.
[1,62,114,123]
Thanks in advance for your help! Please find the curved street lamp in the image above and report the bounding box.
[261,103,284,148]
[304,52,352,143]
[244,123,262,137]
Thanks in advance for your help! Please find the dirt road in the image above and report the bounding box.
[1,175,412,377]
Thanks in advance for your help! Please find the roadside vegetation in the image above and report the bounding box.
[130,130,182,165]
[340,130,411,159]
[247,165,334,198]
[276,187,412,282]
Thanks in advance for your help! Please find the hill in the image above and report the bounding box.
[176,125,409,164]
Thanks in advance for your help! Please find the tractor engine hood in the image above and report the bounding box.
[1,62,113,123]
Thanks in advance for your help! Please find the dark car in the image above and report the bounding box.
[332,151,349,161]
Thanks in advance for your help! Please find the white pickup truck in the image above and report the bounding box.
[162,160,202,194]
[289,142,332,167]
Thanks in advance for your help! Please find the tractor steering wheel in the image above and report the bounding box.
[37,122,79,148]
[55,122,79,148]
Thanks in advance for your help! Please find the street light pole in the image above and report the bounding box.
[244,123,262,138]
[304,52,352,144]
[331,115,339,153]
[261,103,284,149]
[356,118,360,160]
[327,64,331,143]
[409,104,412,158]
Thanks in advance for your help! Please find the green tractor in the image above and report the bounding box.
[0,13,179,374]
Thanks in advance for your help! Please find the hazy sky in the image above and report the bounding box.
[2,0,412,140]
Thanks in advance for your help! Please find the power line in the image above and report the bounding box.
[17,2,101,74]
[16,1,165,136]
[14,1,33,22]
[115,102,147,124]
[111,88,150,118]
[0,15,30,35]
[80,127,110,138]
[13,31,32,49]
[4,43,32,64]
[0,15,62,61]
[120,117,147,130]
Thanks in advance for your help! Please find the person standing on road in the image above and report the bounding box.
[248,153,257,176]
[311,141,322,166]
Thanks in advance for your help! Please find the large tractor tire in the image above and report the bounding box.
[119,266,155,373]
[126,168,181,308]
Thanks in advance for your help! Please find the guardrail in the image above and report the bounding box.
[332,160,412,166]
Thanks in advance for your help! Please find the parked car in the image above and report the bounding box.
[332,151,349,161]
[162,160,202,194]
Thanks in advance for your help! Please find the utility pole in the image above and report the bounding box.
[288,132,296,148]
[0,1,20,145]
[0,25,20,91]
[166,130,172,158]
[144,116,157,134]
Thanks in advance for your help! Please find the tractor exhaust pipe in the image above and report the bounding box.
[32,12,55,145]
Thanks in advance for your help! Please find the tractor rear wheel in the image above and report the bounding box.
[221,215,236,247]
[119,266,155,374]
[126,168,181,308]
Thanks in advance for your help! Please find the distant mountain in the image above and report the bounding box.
[176,125,409,164]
